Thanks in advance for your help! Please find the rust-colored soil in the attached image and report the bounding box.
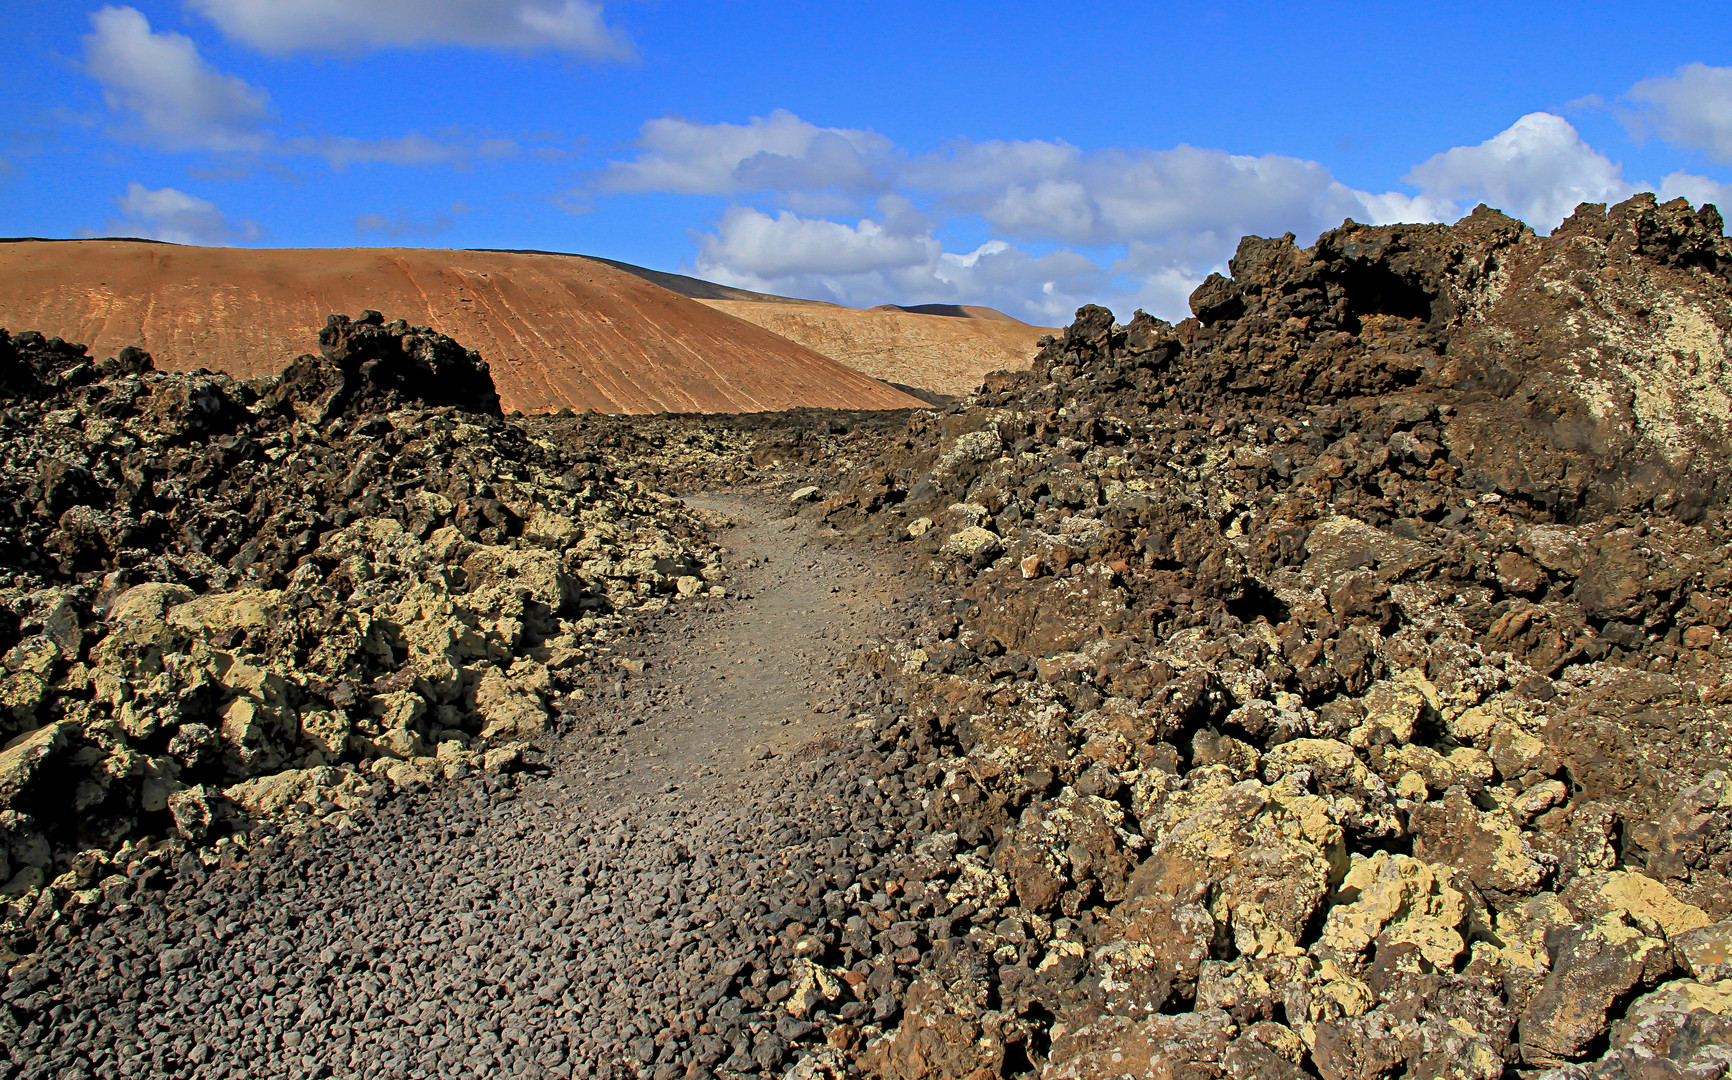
[585,257,1051,397]
[693,299,1049,398]
[0,241,926,414]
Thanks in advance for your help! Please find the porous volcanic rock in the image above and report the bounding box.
[0,317,718,923]
[782,194,1732,1076]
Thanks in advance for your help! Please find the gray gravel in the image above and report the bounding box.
[2,494,947,1080]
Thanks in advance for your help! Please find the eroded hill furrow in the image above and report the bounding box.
[0,241,926,415]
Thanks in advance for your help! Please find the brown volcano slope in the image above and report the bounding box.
[693,298,1051,398]
[586,256,1051,397]
[0,240,926,414]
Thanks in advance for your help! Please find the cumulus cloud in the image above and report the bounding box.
[909,140,1454,248]
[1628,63,1732,163]
[1404,112,1634,231]
[602,112,1465,321]
[109,183,261,245]
[622,108,1729,321]
[598,111,1476,320]
[78,7,522,171]
[692,206,1105,325]
[82,5,272,153]
[697,207,931,278]
[1658,171,1732,209]
[189,0,631,58]
[597,111,895,196]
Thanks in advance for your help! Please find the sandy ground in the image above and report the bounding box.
[694,299,1047,399]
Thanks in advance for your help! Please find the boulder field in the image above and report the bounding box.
[773,194,1732,1077]
[0,310,721,895]
[4,192,1732,1079]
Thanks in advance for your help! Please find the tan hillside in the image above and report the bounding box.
[0,240,926,415]
[587,257,1051,398]
[694,299,1050,399]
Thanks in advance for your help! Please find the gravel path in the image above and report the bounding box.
[6,494,939,1080]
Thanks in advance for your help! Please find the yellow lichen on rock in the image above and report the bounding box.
[1317,852,1466,968]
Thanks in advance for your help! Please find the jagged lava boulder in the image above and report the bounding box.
[1095,192,1732,521]
[265,310,502,422]
[0,313,719,926]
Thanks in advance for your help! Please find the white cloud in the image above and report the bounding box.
[1628,63,1732,163]
[697,207,932,278]
[354,202,469,239]
[82,5,272,153]
[910,140,1451,248]
[692,206,1104,325]
[623,108,1729,322]
[1404,112,1634,231]
[600,112,1470,321]
[606,113,1468,322]
[605,118,1450,247]
[189,0,630,58]
[1658,171,1732,209]
[77,7,521,170]
[597,110,895,196]
[109,183,261,245]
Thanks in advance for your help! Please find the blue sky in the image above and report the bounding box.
[3,0,1731,323]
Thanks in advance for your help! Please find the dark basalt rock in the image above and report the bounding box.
[265,310,502,422]
[775,193,1732,1078]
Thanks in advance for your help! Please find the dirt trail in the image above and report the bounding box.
[12,492,931,1080]
[575,493,914,803]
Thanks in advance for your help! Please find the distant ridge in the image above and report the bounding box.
[878,303,1030,323]
[0,240,926,414]
[518,253,1052,396]
[471,249,809,305]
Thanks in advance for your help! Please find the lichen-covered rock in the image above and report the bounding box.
[1315,852,1467,971]
[1088,892,1216,1016]
[1129,778,1339,946]
[473,665,550,740]
[1535,978,1732,1080]
[1675,918,1732,982]
[1518,914,1678,1065]
[0,721,72,805]
[861,939,1010,1080]
[223,766,369,817]
[939,526,1002,564]
[1410,789,1550,904]
[166,784,227,842]
[1043,1009,1235,1080]
[0,316,720,879]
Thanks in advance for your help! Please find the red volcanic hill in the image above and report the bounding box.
[0,240,927,414]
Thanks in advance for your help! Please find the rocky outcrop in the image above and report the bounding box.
[264,310,502,421]
[786,195,1732,1076]
[0,317,721,913]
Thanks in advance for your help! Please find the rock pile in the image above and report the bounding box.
[8,191,1732,1080]
[0,315,718,937]
[528,408,919,494]
[793,195,1732,1076]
